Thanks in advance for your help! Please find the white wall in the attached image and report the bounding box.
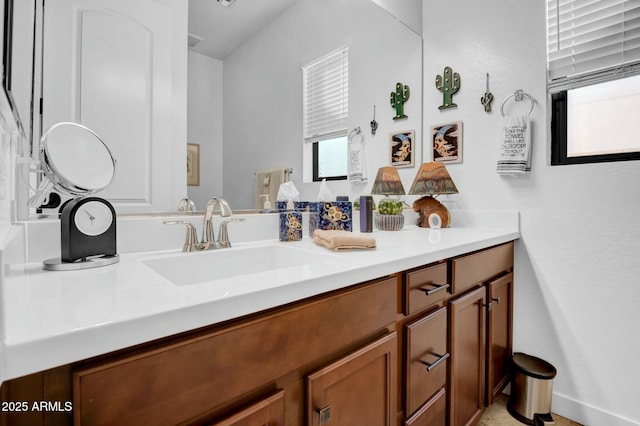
[222,0,422,208]
[370,0,422,36]
[422,1,640,425]
[187,51,224,209]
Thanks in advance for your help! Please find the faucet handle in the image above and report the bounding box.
[218,217,246,247]
[163,220,199,252]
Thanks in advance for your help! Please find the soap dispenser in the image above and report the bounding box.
[279,196,302,241]
[259,194,273,212]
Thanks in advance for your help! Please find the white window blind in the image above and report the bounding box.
[547,0,640,93]
[302,46,349,142]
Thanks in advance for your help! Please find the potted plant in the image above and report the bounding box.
[370,167,406,231]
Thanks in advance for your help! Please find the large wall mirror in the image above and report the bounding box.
[10,0,422,219]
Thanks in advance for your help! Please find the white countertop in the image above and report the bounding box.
[0,224,518,382]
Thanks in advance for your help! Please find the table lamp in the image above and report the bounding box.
[408,162,458,228]
[371,166,406,231]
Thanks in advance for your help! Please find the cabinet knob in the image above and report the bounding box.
[419,282,450,296]
[316,405,331,425]
[420,352,450,372]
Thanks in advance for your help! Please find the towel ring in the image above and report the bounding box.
[500,89,535,117]
[349,126,364,143]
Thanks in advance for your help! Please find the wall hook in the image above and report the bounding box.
[370,105,378,135]
[481,73,494,113]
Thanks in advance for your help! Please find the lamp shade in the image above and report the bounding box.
[371,167,406,195]
[408,162,458,195]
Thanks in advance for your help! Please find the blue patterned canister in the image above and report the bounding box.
[279,211,303,241]
[313,201,353,233]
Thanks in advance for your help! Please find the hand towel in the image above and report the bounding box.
[313,229,376,251]
[497,114,531,175]
[347,129,368,183]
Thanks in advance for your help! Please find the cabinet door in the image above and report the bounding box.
[486,273,513,406]
[306,333,397,426]
[405,307,448,416]
[208,390,284,426]
[449,287,486,426]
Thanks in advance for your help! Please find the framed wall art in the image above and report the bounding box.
[390,130,415,168]
[430,121,462,164]
[187,143,200,186]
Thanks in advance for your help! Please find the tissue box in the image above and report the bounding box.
[279,211,303,242]
[275,201,309,212]
[309,201,353,235]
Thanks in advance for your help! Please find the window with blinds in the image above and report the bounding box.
[302,47,349,180]
[547,0,640,92]
[548,0,640,165]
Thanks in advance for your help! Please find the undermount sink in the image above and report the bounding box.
[143,244,338,286]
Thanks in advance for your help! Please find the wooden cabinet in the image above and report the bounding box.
[2,277,396,426]
[397,242,514,426]
[1,241,516,426]
[306,333,397,426]
[449,286,486,426]
[486,272,514,406]
[448,242,514,426]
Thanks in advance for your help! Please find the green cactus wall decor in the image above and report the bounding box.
[390,82,410,120]
[435,66,460,110]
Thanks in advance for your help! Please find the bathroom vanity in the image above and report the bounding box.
[0,219,517,426]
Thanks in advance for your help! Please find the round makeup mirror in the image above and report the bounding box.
[28,122,116,207]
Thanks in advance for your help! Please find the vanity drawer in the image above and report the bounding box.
[404,387,446,426]
[404,306,448,417]
[402,262,448,316]
[451,242,514,295]
[72,277,396,425]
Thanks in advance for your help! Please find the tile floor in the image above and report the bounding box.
[478,394,582,426]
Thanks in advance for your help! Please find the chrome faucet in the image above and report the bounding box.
[202,197,233,244]
[164,197,245,251]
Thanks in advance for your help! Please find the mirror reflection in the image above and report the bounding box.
[14,0,423,217]
[29,122,116,208]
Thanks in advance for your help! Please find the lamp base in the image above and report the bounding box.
[412,196,451,228]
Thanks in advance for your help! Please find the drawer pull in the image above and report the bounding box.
[419,283,450,296]
[483,297,501,310]
[317,406,331,425]
[420,352,450,371]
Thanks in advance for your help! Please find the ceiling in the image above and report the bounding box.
[188,0,299,60]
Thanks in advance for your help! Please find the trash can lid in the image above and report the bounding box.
[512,352,557,380]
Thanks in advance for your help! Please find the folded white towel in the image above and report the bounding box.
[497,114,531,175]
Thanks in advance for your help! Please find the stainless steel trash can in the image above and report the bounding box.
[507,352,557,425]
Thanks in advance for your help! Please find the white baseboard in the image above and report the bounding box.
[553,392,640,426]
